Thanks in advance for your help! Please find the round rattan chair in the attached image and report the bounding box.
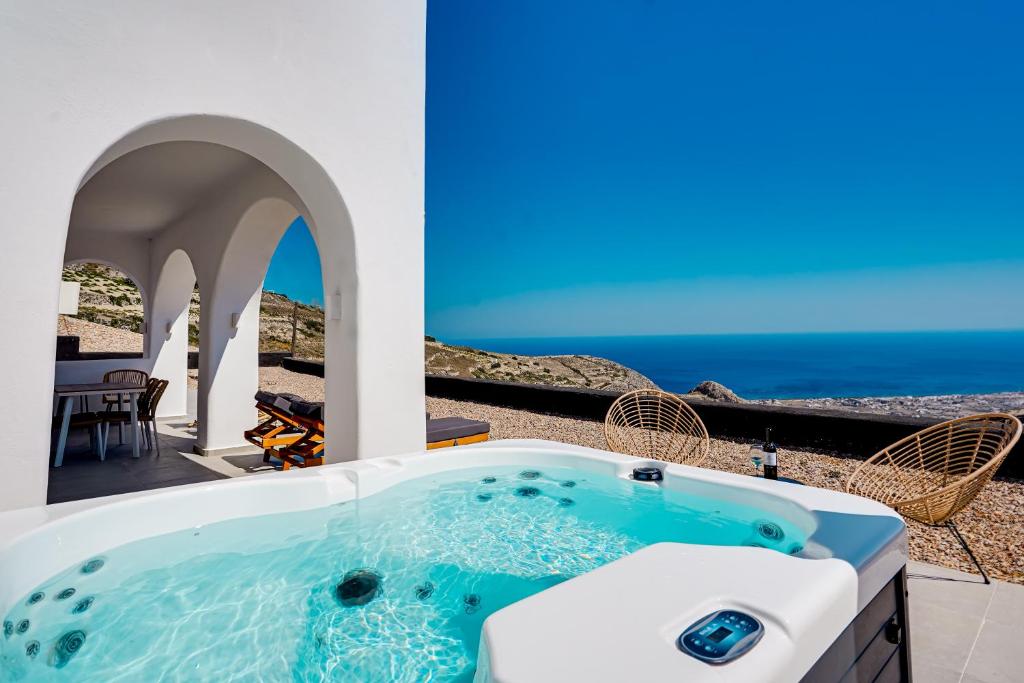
[847,412,1021,583]
[604,389,710,466]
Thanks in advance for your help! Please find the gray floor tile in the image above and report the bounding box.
[47,425,230,503]
[908,570,994,619]
[49,467,118,481]
[909,600,983,675]
[132,466,221,484]
[984,581,1024,629]
[963,620,1024,683]
[908,560,978,580]
[912,662,964,683]
[137,461,220,477]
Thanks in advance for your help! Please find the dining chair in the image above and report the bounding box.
[103,379,169,455]
[101,369,149,443]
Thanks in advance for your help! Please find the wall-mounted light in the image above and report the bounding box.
[327,292,342,321]
[230,312,241,329]
[165,321,174,339]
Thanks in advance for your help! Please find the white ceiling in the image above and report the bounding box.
[69,141,261,235]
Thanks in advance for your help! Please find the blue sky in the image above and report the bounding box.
[270,0,1024,337]
[264,217,323,306]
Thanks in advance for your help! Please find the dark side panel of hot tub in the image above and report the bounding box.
[800,568,912,683]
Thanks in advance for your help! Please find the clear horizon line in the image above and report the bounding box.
[436,326,1024,342]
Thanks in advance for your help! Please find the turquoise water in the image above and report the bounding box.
[1,466,807,681]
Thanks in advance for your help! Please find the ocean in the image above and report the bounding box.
[447,331,1024,400]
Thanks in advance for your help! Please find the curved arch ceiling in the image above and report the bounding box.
[69,141,262,236]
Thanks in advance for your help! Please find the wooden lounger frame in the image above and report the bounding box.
[275,412,324,469]
[426,432,489,450]
[244,403,305,449]
[245,396,322,468]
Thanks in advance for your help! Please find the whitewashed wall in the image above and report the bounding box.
[0,0,426,510]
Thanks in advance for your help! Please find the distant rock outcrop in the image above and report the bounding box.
[689,380,744,403]
[425,339,659,392]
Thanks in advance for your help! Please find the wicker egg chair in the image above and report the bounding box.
[604,389,710,466]
[847,413,1021,583]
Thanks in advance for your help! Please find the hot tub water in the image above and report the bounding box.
[0,465,808,681]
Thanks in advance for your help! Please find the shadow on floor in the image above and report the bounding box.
[223,452,279,473]
[907,570,988,585]
[47,421,228,505]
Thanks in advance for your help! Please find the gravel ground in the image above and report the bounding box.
[247,367,1024,583]
[258,366,326,400]
[59,316,143,352]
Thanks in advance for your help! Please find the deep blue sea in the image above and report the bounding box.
[447,331,1024,399]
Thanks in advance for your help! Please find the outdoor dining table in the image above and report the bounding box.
[53,382,146,466]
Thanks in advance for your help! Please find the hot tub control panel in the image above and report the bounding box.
[677,609,764,664]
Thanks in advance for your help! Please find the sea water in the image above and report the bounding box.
[0,466,807,681]
[454,330,1024,398]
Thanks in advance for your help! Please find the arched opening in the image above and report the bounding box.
[48,117,371,503]
[260,217,325,361]
[58,261,146,356]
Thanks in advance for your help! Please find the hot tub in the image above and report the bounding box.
[0,440,908,682]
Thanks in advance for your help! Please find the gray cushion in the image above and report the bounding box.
[290,400,323,421]
[255,391,304,415]
[254,390,278,405]
[427,417,489,442]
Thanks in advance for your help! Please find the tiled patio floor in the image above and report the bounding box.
[46,417,271,505]
[907,561,1022,683]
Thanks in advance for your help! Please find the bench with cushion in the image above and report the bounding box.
[426,416,490,449]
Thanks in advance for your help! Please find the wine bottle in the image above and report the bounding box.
[763,428,778,480]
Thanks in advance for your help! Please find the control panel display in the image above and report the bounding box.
[677,609,764,664]
[707,626,732,643]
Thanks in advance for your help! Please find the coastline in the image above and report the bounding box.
[455,331,1024,401]
[749,391,1024,421]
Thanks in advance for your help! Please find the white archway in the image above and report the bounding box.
[60,115,383,466]
[0,2,425,512]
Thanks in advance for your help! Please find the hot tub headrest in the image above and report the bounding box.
[427,417,490,443]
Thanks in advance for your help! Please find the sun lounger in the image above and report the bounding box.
[247,393,490,467]
[272,399,325,470]
[245,391,308,450]
[426,416,490,449]
[245,391,323,469]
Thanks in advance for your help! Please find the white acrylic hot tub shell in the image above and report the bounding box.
[477,543,860,683]
[0,440,906,683]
